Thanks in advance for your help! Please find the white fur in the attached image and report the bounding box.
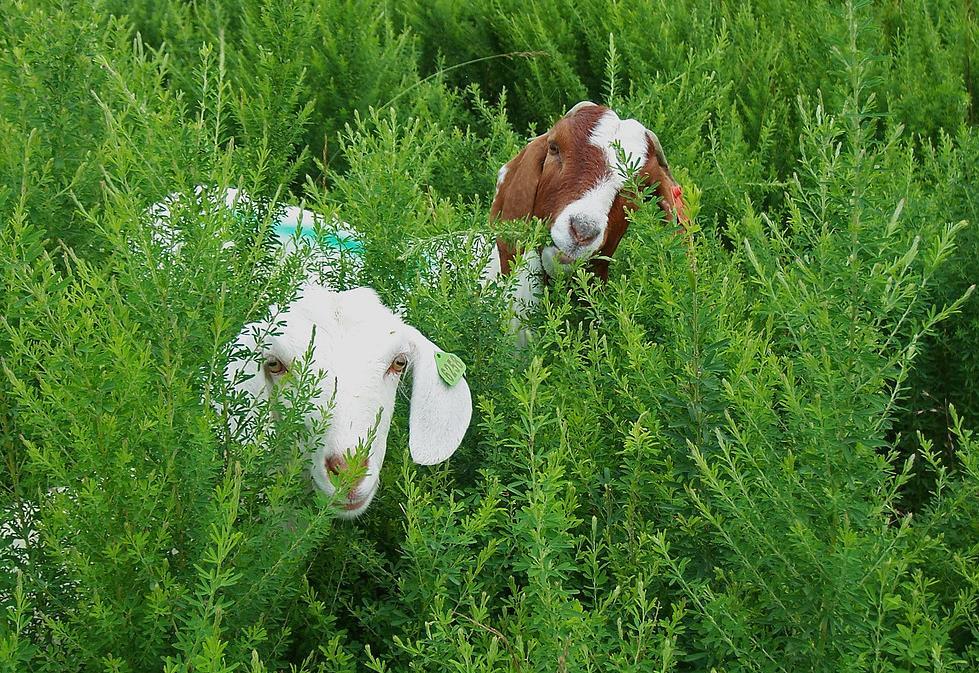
[479,247,542,348]
[480,244,502,284]
[540,244,573,279]
[229,285,472,518]
[145,187,362,279]
[496,164,509,189]
[147,188,470,518]
[550,110,649,260]
[509,251,543,348]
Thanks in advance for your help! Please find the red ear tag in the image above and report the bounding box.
[671,184,689,225]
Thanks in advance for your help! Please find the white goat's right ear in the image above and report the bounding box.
[405,327,473,465]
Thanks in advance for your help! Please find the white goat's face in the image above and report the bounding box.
[228,285,472,518]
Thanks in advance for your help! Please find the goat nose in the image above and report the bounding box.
[569,217,600,246]
[325,454,348,476]
[325,452,369,476]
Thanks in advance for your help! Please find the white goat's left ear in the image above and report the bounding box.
[406,327,473,465]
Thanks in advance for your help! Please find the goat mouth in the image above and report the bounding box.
[541,245,580,278]
[557,240,601,261]
[342,482,375,512]
[318,453,373,511]
[343,497,365,511]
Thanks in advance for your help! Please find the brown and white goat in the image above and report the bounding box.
[482,101,687,339]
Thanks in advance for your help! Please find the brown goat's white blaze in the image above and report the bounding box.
[490,101,686,282]
[548,111,650,262]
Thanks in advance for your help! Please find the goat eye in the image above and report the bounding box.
[389,353,408,374]
[548,141,560,155]
[265,356,287,375]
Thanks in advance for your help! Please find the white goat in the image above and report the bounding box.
[229,284,472,517]
[0,189,473,583]
[154,188,473,517]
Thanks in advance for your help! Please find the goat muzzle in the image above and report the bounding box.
[325,453,369,509]
[568,216,601,246]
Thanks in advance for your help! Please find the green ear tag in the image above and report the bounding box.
[434,351,466,386]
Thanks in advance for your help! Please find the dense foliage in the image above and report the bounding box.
[2,0,978,670]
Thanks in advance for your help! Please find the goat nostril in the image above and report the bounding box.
[569,218,600,245]
[325,453,368,477]
[325,455,348,476]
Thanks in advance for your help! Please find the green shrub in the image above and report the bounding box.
[1,0,978,671]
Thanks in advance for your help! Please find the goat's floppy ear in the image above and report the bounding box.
[565,100,598,117]
[490,134,549,222]
[405,327,473,465]
[643,130,689,227]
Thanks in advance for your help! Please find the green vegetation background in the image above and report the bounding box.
[2,0,979,671]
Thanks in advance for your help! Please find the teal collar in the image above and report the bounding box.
[274,223,364,253]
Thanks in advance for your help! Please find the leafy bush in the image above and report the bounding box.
[1,0,978,671]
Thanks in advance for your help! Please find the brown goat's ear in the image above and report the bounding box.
[564,100,598,117]
[643,130,688,227]
[490,134,549,222]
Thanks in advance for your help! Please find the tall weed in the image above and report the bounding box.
[1,0,978,671]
